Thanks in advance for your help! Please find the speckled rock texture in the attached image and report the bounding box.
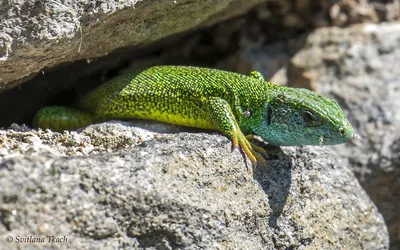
[0,122,389,249]
[0,0,263,91]
[242,22,400,249]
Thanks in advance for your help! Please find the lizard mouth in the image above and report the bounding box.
[318,125,354,145]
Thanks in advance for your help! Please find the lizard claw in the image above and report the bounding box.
[231,136,238,152]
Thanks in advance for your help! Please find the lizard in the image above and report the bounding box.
[33,65,354,166]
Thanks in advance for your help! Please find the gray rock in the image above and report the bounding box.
[0,122,389,249]
[0,0,263,91]
[242,22,400,249]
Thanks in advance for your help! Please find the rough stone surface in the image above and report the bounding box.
[0,122,389,249]
[0,0,263,91]
[242,22,400,249]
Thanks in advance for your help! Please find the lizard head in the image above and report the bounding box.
[250,87,354,146]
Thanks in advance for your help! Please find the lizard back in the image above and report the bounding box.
[80,65,269,129]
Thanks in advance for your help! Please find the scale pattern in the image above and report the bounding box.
[33,65,354,166]
[79,66,270,129]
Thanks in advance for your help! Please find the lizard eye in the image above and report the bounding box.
[303,110,316,123]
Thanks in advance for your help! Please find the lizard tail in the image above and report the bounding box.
[33,106,94,132]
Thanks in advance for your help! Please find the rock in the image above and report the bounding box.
[0,0,263,91]
[0,122,389,249]
[241,22,400,249]
[2,0,398,94]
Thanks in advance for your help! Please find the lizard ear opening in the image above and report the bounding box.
[264,104,273,126]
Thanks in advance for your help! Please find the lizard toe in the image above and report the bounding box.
[231,132,266,168]
[245,134,268,156]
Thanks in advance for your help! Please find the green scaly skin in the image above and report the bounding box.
[33,66,354,166]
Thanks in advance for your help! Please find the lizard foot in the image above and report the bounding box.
[245,134,268,156]
[231,132,266,168]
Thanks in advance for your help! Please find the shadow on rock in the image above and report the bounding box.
[253,145,292,228]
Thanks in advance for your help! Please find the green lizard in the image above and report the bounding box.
[33,66,354,166]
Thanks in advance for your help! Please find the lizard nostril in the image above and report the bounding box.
[340,129,345,135]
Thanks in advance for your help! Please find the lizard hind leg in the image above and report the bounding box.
[33,106,94,132]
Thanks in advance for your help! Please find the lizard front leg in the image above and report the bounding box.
[207,97,266,167]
